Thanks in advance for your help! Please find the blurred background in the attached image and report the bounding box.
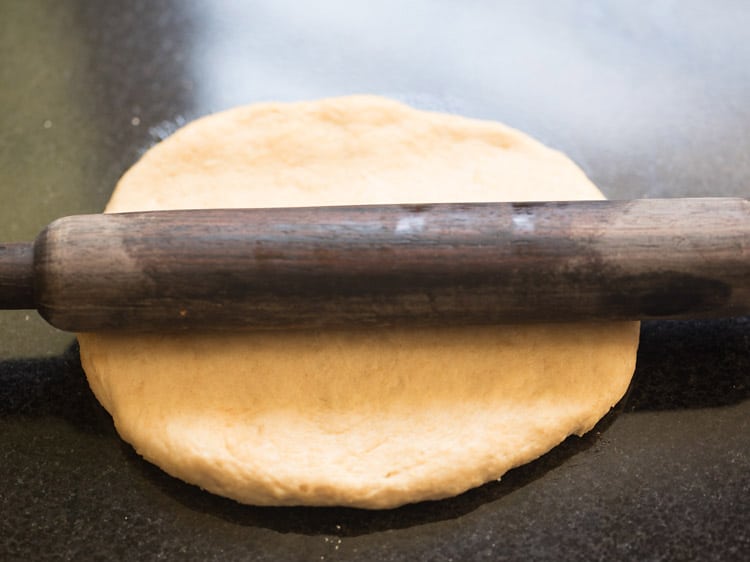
[1,1,748,559]
[3,0,750,357]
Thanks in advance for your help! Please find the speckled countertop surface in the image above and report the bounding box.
[1,1,748,560]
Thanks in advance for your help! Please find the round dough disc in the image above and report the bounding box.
[79,96,639,509]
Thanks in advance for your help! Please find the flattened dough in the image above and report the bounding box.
[79,96,639,509]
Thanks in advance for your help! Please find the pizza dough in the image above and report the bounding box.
[78,96,639,509]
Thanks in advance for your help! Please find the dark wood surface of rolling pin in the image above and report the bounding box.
[6,197,745,332]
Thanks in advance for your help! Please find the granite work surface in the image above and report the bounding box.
[1,1,749,560]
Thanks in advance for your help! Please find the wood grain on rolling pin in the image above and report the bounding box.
[24,198,749,332]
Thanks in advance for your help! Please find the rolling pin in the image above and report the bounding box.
[0,198,748,332]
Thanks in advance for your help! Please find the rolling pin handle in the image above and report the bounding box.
[0,242,35,309]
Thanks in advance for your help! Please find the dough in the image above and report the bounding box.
[79,96,639,509]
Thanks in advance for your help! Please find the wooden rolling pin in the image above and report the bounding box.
[0,198,748,332]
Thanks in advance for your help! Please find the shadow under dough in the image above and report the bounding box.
[0,342,114,436]
[627,317,750,412]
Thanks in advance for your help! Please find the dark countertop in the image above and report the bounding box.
[1,1,748,560]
